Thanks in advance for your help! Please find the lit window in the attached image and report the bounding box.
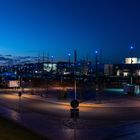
[123,72,128,77]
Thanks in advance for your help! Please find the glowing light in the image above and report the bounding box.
[8,80,19,88]
[130,46,134,50]
[95,50,98,54]
[35,70,38,73]
[125,57,138,64]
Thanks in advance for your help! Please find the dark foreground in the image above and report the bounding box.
[0,116,46,140]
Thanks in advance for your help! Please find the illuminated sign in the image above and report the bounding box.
[8,80,19,88]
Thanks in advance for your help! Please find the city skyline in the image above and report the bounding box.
[0,0,140,63]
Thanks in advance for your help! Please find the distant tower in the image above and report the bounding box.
[74,50,77,63]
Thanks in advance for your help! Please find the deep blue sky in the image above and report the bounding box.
[0,0,140,63]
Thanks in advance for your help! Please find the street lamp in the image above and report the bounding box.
[95,50,101,102]
[95,50,98,77]
[51,56,54,72]
[74,50,77,100]
[130,46,134,63]
[51,55,54,61]
[68,53,71,72]
[130,46,134,84]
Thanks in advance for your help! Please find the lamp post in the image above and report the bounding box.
[130,46,134,84]
[18,69,22,112]
[95,51,98,77]
[51,55,54,73]
[74,50,77,100]
[95,50,100,103]
[68,53,71,73]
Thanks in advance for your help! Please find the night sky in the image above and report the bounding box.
[0,0,140,63]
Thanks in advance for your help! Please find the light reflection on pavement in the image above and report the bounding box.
[0,92,140,139]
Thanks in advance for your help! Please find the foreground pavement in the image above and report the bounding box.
[0,89,140,139]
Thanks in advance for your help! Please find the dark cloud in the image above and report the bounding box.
[5,55,12,57]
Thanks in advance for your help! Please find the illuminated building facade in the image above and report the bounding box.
[125,57,140,64]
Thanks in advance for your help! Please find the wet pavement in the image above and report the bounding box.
[1,104,140,140]
[0,89,140,139]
